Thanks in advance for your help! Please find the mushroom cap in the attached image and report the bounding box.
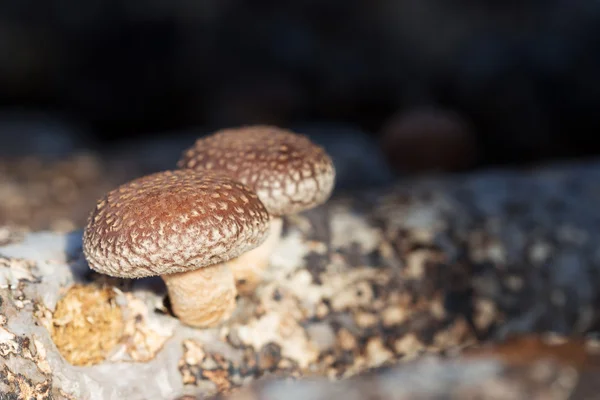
[82,170,270,279]
[177,125,336,216]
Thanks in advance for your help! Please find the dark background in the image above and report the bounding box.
[2,0,600,174]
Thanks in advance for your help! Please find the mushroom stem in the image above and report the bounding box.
[161,264,237,328]
[227,217,283,293]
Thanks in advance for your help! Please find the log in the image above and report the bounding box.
[2,159,600,399]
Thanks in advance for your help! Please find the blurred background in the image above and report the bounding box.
[2,0,600,232]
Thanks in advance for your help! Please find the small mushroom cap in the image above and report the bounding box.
[177,125,336,216]
[83,170,270,279]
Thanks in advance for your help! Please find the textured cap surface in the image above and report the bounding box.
[83,170,270,278]
[177,126,336,216]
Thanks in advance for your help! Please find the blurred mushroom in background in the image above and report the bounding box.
[379,107,480,174]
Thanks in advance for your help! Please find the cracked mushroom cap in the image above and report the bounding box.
[177,125,336,216]
[82,170,270,279]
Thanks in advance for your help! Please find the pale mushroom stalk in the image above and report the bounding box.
[82,170,270,329]
[224,217,283,293]
[178,125,336,292]
[161,264,236,328]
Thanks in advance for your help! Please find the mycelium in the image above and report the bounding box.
[178,125,336,292]
[82,170,270,328]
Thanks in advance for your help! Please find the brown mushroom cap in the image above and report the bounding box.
[177,126,336,216]
[83,170,270,279]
